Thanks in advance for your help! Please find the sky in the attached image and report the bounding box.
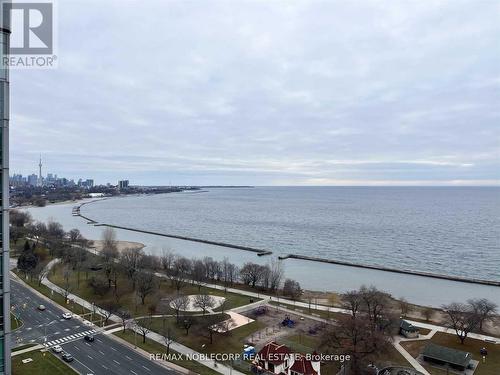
[10,0,500,186]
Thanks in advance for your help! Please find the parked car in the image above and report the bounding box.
[62,353,74,362]
[37,305,46,311]
[62,312,72,319]
[84,334,94,342]
[52,345,63,353]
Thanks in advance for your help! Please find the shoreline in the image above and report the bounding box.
[75,199,500,288]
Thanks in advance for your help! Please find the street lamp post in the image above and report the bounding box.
[43,320,58,344]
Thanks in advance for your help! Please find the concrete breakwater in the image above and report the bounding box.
[73,200,500,288]
[94,224,274,255]
[278,254,500,287]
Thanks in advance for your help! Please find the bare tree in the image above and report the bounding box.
[342,290,363,320]
[321,314,392,374]
[68,228,83,244]
[267,258,284,291]
[134,318,152,344]
[360,285,392,331]
[162,322,176,355]
[136,271,156,305]
[191,259,206,291]
[399,297,411,317]
[240,262,266,288]
[101,227,118,258]
[88,276,110,297]
[170,294,189,323]
[442,302,480,344]
[283,279,303,301]
[171,257,192,293]
[47,220,65,241]
[160,249,176,273]
[182,316,196,335]
[62,266,72,303]
[117,309,131,332]
[468,298,498,332]
[193,294,215,315]
[422,307,434,322]
[120,248,144,290]
[33,262,49,286]
[97,301,120,325]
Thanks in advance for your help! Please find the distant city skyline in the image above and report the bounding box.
[10,1,500,186]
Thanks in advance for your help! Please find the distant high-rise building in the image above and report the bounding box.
[0,1,11,372]
[27,174,38,187]
[118,180,129,189]
[85,179,94,188]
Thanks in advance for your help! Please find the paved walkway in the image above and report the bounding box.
[11,344,44,357]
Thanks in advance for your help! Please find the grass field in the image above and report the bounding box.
[401,332,499,375]
[12,350,78,375]
[48,262,257,317]
[11,313,22,331]
[138,314,264,355]
[114,329,221,375]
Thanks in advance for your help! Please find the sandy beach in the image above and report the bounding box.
[91,239,145,253]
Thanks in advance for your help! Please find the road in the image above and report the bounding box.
[11,277,179,375]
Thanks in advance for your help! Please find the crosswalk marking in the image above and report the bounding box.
[44,330,96,347]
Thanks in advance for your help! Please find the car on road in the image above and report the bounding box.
[51,345,63,353]
[62,353,74,362]
[62,312,72,319]
[84,334,94,342]
[37,304,46,311]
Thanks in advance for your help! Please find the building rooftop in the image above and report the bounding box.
[422,343,472,367]
[378,367,424,375]
[400,319,419,332]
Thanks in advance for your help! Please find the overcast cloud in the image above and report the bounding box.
[10,0,500,186]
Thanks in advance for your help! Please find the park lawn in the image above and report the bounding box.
[11,313,22,330]
[139,314,264,355]
[401,332,499,375]
[114,329,220,375]
[48,262,258,317]
[12,349,78,375]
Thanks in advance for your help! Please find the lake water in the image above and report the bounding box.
[25,187,500,307]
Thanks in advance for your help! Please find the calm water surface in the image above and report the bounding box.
[26,187,500,307]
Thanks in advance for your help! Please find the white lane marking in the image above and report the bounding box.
[99,350,105,355]
[142,365,151,372]
[130,371,138,375]
[96,338,103,343]
[73,345,80,351]
[64,328,70,331]
[111,347,117,352]
[102,365,109,369]
[87,355,93,360]
[85,342,91,347]
[113,360,120,365]
[125,356,132,360]
[54,331,61,335]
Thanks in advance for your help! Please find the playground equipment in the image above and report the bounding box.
[281,316,295,328]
